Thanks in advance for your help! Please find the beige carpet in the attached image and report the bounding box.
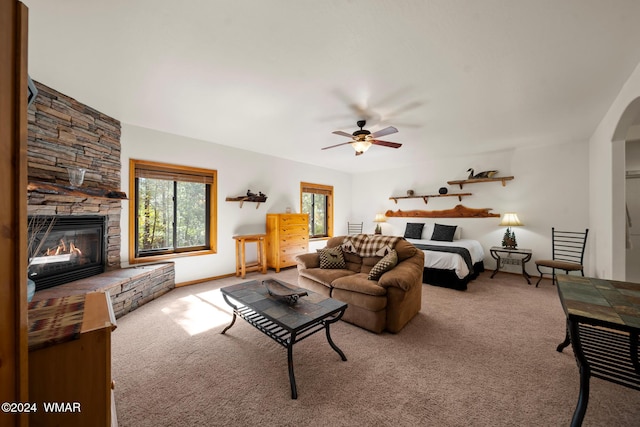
[112,270,640,426]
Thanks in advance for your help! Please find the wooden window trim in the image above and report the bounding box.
[300,181,333,238]
[129,159,217,264]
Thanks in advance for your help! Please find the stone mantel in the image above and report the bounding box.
[28,180,127,200]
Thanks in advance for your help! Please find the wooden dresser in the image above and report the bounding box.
[28,292,117,427]
[266,213,309,272]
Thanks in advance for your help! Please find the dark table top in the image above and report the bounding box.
[556,275,640,331]
[221,279,346,331]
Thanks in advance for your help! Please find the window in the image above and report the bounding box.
[300,182,333,238]
[129,159,217,262]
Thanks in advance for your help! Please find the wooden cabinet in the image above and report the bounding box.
[28,292,117,427]
[266,213,309,272]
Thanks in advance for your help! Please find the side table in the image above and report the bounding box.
[490,246,532,284]
[233,234,267,278]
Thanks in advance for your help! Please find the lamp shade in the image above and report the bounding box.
[499,213,523,227]
[352,140,372,154]
[373,213,387,222]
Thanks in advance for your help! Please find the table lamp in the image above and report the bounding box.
[499,212,523,248]
[373,213,386,235]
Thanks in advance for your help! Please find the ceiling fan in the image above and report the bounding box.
[322,120,402,156]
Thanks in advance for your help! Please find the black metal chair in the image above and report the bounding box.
[347,222,363,235]
[535,228,588,287]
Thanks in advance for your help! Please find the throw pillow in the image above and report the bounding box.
[368,249,398,280]
[375,244,393,256]
[431,223,457,242]
[318,247,346,269]
[341,239,357,254]
[404,223,424,239]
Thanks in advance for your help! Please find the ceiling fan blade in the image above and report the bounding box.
[332,130,354,138]
[370,126,398,139]
[321,141,353,150]
[371,140,402,149]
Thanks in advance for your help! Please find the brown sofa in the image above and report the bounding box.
[295,235,424,333]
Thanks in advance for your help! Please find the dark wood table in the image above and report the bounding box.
[555,275,640,426]
[220,278,347,399]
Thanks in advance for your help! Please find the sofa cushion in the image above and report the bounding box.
[299,268,355,288]
[343,251,363,273]
[368,249,398,280]
[360,256,383,275]
[404,223,424,239]
[332,273,388,298]
[431,223,457,242]
[317,247,346,269]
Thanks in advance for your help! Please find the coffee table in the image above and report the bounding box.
[555,275,640,426]
[220,278,348,399]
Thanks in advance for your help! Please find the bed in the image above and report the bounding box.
[402,223,485,291]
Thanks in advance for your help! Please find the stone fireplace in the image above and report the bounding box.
[27,81,123,270]
[27,81,175,317]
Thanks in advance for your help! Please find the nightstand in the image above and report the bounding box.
[489,246,533,284]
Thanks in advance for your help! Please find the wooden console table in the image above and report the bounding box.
[233,234,267,278]
[555,275,640,427]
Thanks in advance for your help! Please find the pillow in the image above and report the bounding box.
[453,226,462,240]
[404,223,424,239]
[368,249,398,280]
[341,239,357,254]
[375,244,394,257]
[317,247,346,269]
[431,223,457,242]
[421,223,433,240]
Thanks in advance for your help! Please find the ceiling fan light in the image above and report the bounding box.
[352,140,372,153]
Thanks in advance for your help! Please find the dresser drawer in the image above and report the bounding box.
[280,224,308,236]
[279,251,307,266]
[280,243,308,257]
[280,234,308,246]
[279,214,308,226]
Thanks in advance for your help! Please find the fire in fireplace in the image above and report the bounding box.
[28,215,106,291]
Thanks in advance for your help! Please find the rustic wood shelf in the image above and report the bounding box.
[389,193,472,204]
[385,204,500,218]
[226,196,267,209]
[447,176,514,189]
[27,181,127,200]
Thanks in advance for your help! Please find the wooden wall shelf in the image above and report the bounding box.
[28,181,127,200]
[225,196,267,209]
[389,193,472,204]
[385,204,500,218]
[447,176,514,189]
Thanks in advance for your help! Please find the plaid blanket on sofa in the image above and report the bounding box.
[343,234,403,257]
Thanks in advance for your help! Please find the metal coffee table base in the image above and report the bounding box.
[221,294,347,399]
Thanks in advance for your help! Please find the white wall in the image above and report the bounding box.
[120,124,352,284]
[119,61,640,284]
[351,141,590,273]
[589,62,640,280]
[625,140,640,282]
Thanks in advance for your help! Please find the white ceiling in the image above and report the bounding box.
[25,0,640,174]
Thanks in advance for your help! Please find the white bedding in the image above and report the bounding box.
[405,238,485,279]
